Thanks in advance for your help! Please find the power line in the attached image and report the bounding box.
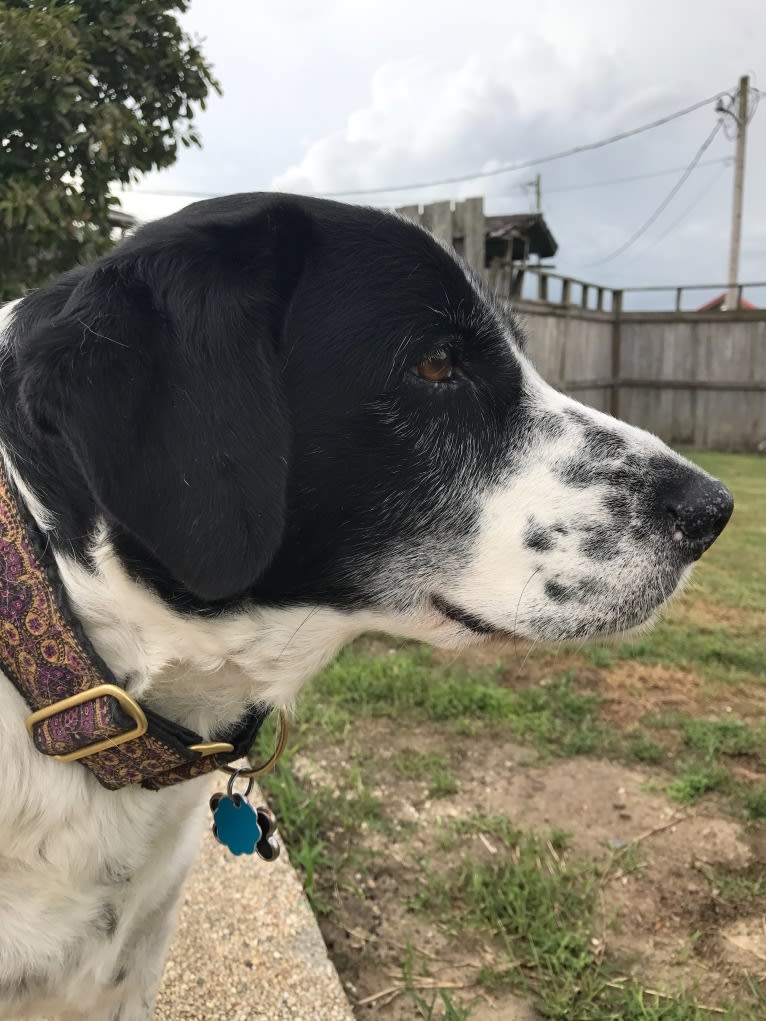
[615,162,729,268]
[651,163,729,245]
[488,156,731,201]
[313,89,728,197]
[543,156,730,194]
[119,88,731,207]
[586,120,724,267]
[124,156,733,204]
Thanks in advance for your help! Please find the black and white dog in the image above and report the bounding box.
[0,193,732,1020]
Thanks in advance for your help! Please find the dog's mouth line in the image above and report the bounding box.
[431,594,512,637]
[432,571,686,642]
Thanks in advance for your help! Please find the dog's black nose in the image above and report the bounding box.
[663,471,733,560]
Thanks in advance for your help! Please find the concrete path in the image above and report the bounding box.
[155,783,354,1021]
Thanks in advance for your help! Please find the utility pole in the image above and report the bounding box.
[523,175,542,212]
[725,75,749,310]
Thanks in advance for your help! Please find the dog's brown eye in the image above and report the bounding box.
[417,349,453,382]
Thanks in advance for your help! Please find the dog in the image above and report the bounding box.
[0,193,732,1020]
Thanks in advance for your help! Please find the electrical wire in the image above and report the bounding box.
[585,119,724,266]
[611,162,729,269]
[650,163,729,246]
[125,155,733,204]
[544,156,730,194]
[487,156,731,200]
[312,90,728,197]
[119,88,732,205]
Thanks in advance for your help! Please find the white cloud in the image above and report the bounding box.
[119,0,765,287]
[272,57,525,198]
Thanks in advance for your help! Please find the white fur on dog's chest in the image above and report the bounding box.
[0,677,205,1020]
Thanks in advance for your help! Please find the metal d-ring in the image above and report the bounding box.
[219,706,289,779]
[226,767,255,800]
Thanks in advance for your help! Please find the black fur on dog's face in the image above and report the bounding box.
[8,193,732,646]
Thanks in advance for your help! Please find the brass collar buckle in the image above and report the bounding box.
[25,683,149,763]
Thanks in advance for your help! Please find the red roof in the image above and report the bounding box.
[698,292,758,311]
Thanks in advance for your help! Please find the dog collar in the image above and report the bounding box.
[0,460,271,791]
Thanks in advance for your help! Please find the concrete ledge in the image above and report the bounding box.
[156,783,354,1021]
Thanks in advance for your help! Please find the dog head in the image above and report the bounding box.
[16,193,733,647]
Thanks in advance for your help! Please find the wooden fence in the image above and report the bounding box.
[396,198,766,453]
[512,271,766,453]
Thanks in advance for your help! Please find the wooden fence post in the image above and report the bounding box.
[421,200,453,245]
[459,196,485,275]
[396,204,421,224]
[511,267,525,299]
[611,289,623,419]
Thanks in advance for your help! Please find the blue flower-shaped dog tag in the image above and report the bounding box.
[210,793,261,856]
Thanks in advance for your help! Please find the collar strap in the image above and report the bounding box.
[0,460,268,791]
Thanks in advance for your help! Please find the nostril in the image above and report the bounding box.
[665,507,686,543]
[666,481,733,553]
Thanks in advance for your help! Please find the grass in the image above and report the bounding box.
[298,637,763,815]
[301,646,615,756]
[643,710,766,812]
[413,832,595,1012]
[704,866,766,901]
[743,786,766,819]
[666,766,731,805]
[415,821,758,1020]
[254,748,384,915]
[400,945,478,1020]
[393,750,459,798]
[680,717,763,758]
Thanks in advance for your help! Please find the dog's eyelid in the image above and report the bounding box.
[420,334,462,358]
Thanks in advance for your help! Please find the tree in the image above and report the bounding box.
[0,0,219,300]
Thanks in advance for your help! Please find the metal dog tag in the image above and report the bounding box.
[209,769,280,860]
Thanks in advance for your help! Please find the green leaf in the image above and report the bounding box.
[0,0,220,300]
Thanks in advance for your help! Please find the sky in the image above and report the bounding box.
[118,0,766,300]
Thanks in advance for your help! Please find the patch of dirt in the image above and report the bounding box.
[452,635,766,728]
[720,917,766,975]
[468,996,538,1021]
[679,598,766,631]
[597,661,705,727]
[291,716,766,1018]
[595,658,766,733]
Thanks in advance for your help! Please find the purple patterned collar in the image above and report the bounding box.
[0,460,267,790]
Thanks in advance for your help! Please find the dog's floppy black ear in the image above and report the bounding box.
[18,200,312,601]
